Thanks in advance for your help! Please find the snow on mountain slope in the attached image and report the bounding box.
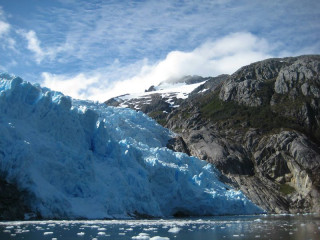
[105,76,211,111]
[0,74,264,219]
[114,81,205,109]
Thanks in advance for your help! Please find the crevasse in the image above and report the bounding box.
[0,73,264,219]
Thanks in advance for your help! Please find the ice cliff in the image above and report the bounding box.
[0,74,263,219]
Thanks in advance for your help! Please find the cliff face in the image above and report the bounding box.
[165,55,320,213]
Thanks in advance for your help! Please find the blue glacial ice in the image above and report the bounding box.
[0,74,264,219]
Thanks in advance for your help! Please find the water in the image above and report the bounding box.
[0,214,319,240]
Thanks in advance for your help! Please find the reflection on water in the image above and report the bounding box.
[0,214,319,240]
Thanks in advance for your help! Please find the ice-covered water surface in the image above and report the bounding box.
[0,214,319,240]
[0,75,263,219]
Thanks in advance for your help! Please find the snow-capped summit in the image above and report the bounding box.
[106,76,210,108]
[0,74,263,219]
[105,75,212,124]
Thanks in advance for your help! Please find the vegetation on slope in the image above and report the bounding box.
[200,93,302,133]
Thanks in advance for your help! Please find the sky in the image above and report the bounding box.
[0,0,319,102]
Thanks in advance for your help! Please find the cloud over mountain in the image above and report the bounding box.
[42,32,273,101]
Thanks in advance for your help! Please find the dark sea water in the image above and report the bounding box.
[0,214,319,240]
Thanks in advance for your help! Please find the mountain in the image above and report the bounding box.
[106,55,320,214]
[105,75,224,125]
[0,74,263,220]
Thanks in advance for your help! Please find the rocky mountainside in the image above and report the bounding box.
[108,55,320,213]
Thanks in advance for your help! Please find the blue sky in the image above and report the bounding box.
[0,0,319,101]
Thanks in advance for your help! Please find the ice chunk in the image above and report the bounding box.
[168,227,181,234]
[150,237,170,240]
[132,233,150,239]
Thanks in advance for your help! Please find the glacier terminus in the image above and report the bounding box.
[0,74,264,219]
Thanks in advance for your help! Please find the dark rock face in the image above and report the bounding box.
[165,55,320,213]
[166,136,191,156]
[145,85,156,92]
[274,57,320,95]
[0,178,29,220]
[247,130,320,213]
[219,58,287,106]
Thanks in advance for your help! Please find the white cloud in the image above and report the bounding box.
[0,20,15,52]
[22,30,45,63]
[0,7,10,38]
[18,29,72,64]
[41,32,274,102]
[0,20,10,37]
[42,72,101,100]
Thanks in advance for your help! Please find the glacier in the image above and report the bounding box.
[0,73,264,219]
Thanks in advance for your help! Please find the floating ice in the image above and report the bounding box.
[168,227,181,234]
[150,237,170,240]
[143,227,157,232]
[132,233,150,239]
[0,75,264,219]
